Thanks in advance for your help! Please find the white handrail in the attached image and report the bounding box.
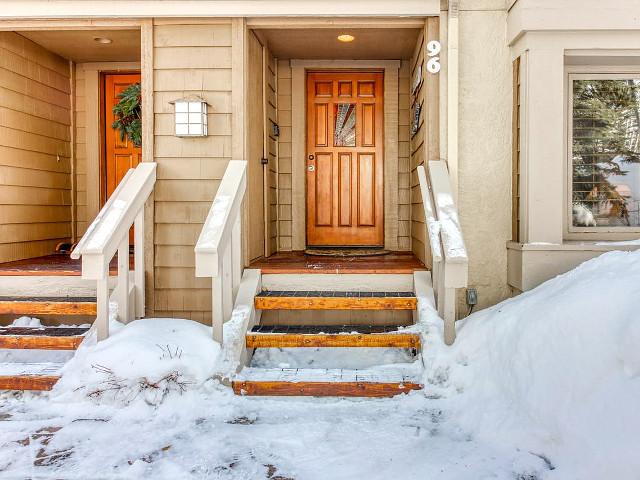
[72,162,157,341]
[417,161,468,345]
[195,160,247,343]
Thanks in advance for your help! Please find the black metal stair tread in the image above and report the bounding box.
[256,291,415,298]
[250,325,404,334]
[0,326,90,337]
[0,296,97,303]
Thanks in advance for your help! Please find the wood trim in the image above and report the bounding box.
[247,18,428,29]
[0,1,439,19]
[254,296,417,310]
[82,62,142,71]
[233,380,421,397]
[0,300,97,316]
[291,66,306,250]
[385,66,399,250]
[70,60,77,243]
[512,56,521,243]
[0,335,84,350]
[85,68,100,224]
[0,376,59,391]
[82,62,142,228]
[232,18,249,266]
[0,19,142,30]
[246,332,420,348]
[141,18,154,317]
[291,60,401,69]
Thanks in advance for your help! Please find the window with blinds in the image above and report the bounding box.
[572,78,640,228]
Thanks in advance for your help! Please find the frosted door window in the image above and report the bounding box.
[334,104,356,147]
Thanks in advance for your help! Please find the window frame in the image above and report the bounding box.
[566,69,640,239]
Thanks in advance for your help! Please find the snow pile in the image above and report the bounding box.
[423,249,640,479]
[6,316,44,328]
[53,318,221,405]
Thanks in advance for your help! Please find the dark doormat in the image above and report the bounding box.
[303,248,391,257]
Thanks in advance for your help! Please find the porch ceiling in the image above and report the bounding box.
[18,29,140,63]
[256,27,421,60]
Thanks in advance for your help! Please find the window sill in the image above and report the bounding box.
[507,240,640,292]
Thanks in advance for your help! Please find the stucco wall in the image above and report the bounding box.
[457,5,512,310]
[0,32,72,263]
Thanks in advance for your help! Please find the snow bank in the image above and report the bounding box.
[53,318,221,405]
[422,250,640,479]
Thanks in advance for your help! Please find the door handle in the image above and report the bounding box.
[308,165,315,172]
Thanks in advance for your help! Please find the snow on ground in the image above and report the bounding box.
[421,249,640,480]
[0,250,639,478]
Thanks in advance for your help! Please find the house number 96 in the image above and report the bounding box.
[426,40,441,74]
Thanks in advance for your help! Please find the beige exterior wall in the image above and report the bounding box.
[276,59,292,251]
[456,3,513,310]
[0,32,72,263]
[410,18,440,265]
[152,19,234,322]
[398,60,412,252]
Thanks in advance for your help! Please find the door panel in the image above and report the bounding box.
[306,72,384,246]
[104,73,141,245]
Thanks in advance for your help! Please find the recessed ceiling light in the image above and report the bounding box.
[337,34,355,43]
[93,37,113,44]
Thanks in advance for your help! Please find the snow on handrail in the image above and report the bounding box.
[72,162,157,341]
[417,160,468,345]
[428,160,468,266]
[417,165,443,264]
[195,160,247,343]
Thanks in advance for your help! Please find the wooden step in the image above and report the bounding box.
[247,325,421,348]
[0,297,97,316]
[254,291,417,310]
[233,367,422,397]
[0,326,90,350]
[0,363,62,391]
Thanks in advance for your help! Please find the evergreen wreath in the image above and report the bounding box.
[111,82,142,146]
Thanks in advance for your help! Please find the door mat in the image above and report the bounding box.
[303,248,391,257]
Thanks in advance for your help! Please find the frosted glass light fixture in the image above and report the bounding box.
[170,97,208,137]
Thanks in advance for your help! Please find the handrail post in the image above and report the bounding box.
[96,263,110,342]
[134,209,145,318]
[231,216,242,300]
[222,245,233,322]
[212,271,224,344]
[117,236,130,323]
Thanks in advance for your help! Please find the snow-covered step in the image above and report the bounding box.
[0,362,63,391]
[247,325,421,348]
[0,296,97,316]
[254,291,417,310]
[0,326,90,350]
[233,367,422,397]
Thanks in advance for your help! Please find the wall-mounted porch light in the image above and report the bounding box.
[169,96,208,137]
[337,34,355,43]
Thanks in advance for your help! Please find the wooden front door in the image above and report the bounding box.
[103,73,141,244]
[306,72,384,246]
